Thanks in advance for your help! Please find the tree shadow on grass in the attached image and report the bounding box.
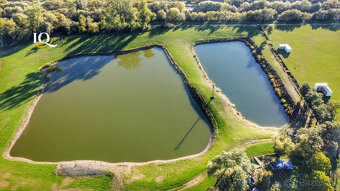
[148,27,170,38]
[275,24,303,32]
[275,23,339,32]
[61,32,142,57]
[25,46,39,57]
[234,25,260,38]
[0,72,44,111]
[310,23,339,31]
[0,42,31,58]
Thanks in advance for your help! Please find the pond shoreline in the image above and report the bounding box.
[3,44,217,166]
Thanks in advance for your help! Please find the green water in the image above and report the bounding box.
[11,48,211,162]
[195,42,288,126]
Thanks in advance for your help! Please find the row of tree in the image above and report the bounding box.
[1,0,339,46]
[195,0,339,13]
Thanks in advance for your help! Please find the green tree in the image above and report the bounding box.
[105,0,138,31]
[266,25,273,35]
[274,126,295,156]
[157,10,167,24]
[291,127,324,160]
[168,7,180,21]
[321,121,340,159]
[307,152,332,175]
[300,82,311,97]
[277,9,310,23]
[78,14,86,33]
[24,4,43,32]
[312,171,334,191]
[177,2,185,12]
[270,182,281,191]
[137,0,153,29]
[88,22,99,34]
[207,149,253,191]
[254,169,272,190]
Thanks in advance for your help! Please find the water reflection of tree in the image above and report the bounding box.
[116,51,142,70]
[143,49,155,59]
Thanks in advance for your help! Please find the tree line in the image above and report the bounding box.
[272,83,340,190]
[0,0,339,46]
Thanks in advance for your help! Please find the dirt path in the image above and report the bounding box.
[171,172,208,191]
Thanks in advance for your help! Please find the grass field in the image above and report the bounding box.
[267,24,340,119]
[0,24,275,190]
[245,141,275,157]
[0,23,338,190]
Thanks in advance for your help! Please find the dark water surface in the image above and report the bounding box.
[195,42,288,126]
[11,48,211,162]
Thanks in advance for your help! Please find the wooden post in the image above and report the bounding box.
[211,83,215,100]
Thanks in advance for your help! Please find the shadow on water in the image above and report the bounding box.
[174,117,201,150]
[45,56,113,93]
[174,98,213,150]
[0,73,44,111]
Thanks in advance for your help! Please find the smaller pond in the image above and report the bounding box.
[195,42,288,126]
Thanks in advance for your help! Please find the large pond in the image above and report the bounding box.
[195,42,288,126]
[11,47,211,162]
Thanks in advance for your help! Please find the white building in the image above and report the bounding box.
[315,83,333,96]
[278,44,292,53]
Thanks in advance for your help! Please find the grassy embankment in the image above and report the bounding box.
[266,24,340,119]
[0,24,278,190]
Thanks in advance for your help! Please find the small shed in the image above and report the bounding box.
[315,83,333,96]
[278,44,292,53]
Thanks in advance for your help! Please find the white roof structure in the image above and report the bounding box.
[279,44,292,53]
[315,83,333,96]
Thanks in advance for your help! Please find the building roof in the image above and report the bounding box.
[315,83,333,93]
[279,44,292,51]
[270,160,293,170]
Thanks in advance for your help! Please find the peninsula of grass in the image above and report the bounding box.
[2,23,335,190]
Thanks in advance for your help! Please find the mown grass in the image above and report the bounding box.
[245,141,275,157]
[267,24,340,119]
[182,176,216,191]
[0,24,276,190]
